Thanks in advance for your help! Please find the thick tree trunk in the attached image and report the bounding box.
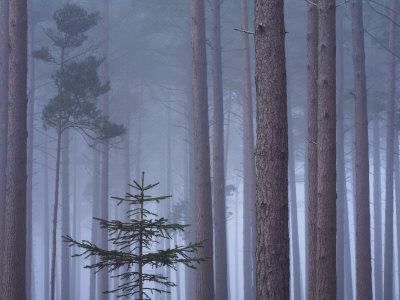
[0,0,9,297]
[316,0,336,297]
[190,0,215,299]
[350,0,373,297]
[306,1,318,298]
[3,0,28,298]
[241,0,257,298]
[373,116,382,300]
[384,0,396,298]
[254,0,289,298]
[288,97,302,299]
[61,129,70,300]
[89,146,100,300]
[210,1,228,299]
[99,1,110,298]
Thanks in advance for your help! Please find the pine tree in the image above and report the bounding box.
[64,173,206,300]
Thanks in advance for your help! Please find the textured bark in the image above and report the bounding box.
[384,0,396,298]
[241,0,256,298]
[99,1,110,298]
[306,1,318,298]
[254,0,289,298]
[3,0,27,298]
[316,0,336,297]
[373,117,382,300]
[190,0,215,298]
[0,0,9,296]
[350,0,373,298]
[89,146,100,300]
[288,97,302,299]
[61,129,70,300]
[210,1,228,299]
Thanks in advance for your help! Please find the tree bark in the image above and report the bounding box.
[394,132,400,300]
[3,0,28,298]
[0,0,9,296]
[210,1,228,299]
[241,0,257,298]
[61,129,70,300]
[190,0,215,298]
[43,134,50,300]
[373,116,382,300]
[254,0,289,298]
[350,0,373,297]
[384,0,396,298]
[306,1,318,298]
[316,0,336,297]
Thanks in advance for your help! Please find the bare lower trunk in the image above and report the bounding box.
[350,0,373,297]
[43,135,50,300]
[241,0,256,298]
[306,1,318,298]
[373,117,382,300]
[210,1,228,298]
[0,0,9,296]
[394,132,400,300]
[61,129,70,300]
[316,0,336,297]
[254,0,289,298]
[190,0,215,298]
[384,0,396,298]
[3,1,27,298]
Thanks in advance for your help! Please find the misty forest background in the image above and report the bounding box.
[1,0,400,299]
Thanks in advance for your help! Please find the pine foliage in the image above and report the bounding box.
[63,173,206,299]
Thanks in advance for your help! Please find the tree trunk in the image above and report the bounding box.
[0,0,9,297]
[224,91,232,176]
[316,0,336,298]
[306,0,318,298]
[26,21,35,300]
[50,47,65,300]
[43,134,50,300]
[384,0,396,298]
[89,146,100,300]
[99,1,110,298]
[254,0,289,298]
[3,0,28,298]
[190,0,215,298]
[394,132,400,300]
[241,0,256,298]
[350,0,373,297]
[288,97,302,299]
[373,116,382,300]
[61,129,70,300]
[210,1,228,299]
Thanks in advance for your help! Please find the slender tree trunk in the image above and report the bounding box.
[306,0,318,298]
[384,0,396,298]
[254,0,289,298]
[43,134,50,300]
[350,0,373,297]
[50,47,65,300]
[61,129,70,300]
[3,0,28,298]
[373,116,382,300]
[190,0,215,298]
[224,91,232,176]
[394,132,400,300]
[89,146,100,300]
[210,1,228,298]
[72,135,80,299]
[288,97,302,299]
[0,0,9,296]
[241,0,257,298]
[337,9,353,300]
[26,21,35,300]
[316,0,336,297]
[99,1,110,298]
